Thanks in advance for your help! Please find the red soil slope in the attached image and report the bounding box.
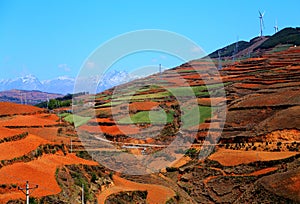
[97,175,175,204]
[0,134,49,160]
[209,149,297,166]
[0,153,97,203]
[0,102,43,116]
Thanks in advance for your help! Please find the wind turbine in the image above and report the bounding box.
[274,19,279,33]
[259,11,265,37]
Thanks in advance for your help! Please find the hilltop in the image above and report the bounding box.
[209,27,300,60]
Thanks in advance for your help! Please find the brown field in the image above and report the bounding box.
[0,134,49,160]
[0,153,97,203]
[0,102,43,116]
[209,148,298,166]
[97,175,175,204]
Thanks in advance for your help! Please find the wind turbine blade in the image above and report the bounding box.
[259,11,262,16]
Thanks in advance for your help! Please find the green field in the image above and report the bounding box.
[118,109,174,124]
[62,113,91,127]
[181,105,211,128]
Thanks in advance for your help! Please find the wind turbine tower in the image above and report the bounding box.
[274,20,279,33]
[259,11,265,37]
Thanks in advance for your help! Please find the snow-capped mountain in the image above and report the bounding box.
[97,70,138,92]
[42,76,75,95]
[0,75,73,95]
[0,71,140,95]
[0,74,44,91]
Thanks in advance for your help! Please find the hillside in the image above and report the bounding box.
[72,45,300,203]
[209,27,300,60]
[0,102,117,203]
[1,30,300,203]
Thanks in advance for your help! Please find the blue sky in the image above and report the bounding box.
[1,0,299,80]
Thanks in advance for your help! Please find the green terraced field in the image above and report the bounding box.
[181,105,211,128]
[118,109,175,124]
[63,113,91,127]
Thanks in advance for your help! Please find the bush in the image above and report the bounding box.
[91,173,97,183]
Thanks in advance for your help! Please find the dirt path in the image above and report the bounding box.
[97,175,175,204]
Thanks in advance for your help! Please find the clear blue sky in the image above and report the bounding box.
[1,0,299,80]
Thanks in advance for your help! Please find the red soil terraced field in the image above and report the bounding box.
[79,124,140,136]
[209,149,298,166]
[263,129,300,142]
[0,134,49,160]
[197,97,225,106]
[89,118,115,124]
[233,83,262,89]
[0,153,97,203]
[0,127,24,140]
[129,101,159,111]
[0,115,58,127]
[18,127,70,144]
[231,90,300,108]
[97,175,175,204]
[0,102,44,116]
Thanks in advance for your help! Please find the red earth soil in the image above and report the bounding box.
[0,102,43,116]
[97,175,175,204]
[209,149,298,166]
[0,134,49,160]
[0,115,58,127]
[0,153,98,203]
[129,101,159,111]
[18,127,70,144]
[79,124,140,136]
[0,127,24,140]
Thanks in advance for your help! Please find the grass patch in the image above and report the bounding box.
[118,110,174,124]
[96,101,123,108]
[114,92,170,101]
[64,114,91,127]
[168,84,226,97]
[182,106,211,128]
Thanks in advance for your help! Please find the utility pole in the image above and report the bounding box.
[18,181,38,204]
[159,64,162,78]
[82,183,84,204]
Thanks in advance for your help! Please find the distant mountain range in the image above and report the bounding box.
[0,75,74,95]
[0,70,138,95]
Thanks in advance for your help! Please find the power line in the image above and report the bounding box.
[18,181,38,204]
